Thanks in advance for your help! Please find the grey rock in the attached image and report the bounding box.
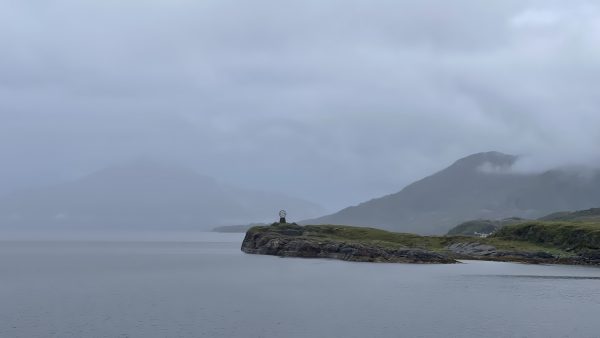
[447,242,497,256]
[242,227,456,264]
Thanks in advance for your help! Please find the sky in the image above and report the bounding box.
[1,0,600,211]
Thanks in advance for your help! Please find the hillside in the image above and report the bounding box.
[492,221,600,254]
[0,161,324,230]
[538,208,600,222]
[446,218,524,236]
[306,151,600,234]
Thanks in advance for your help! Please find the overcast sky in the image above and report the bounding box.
[1,0,600,210]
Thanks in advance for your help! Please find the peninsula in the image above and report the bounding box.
[241,221,600,265]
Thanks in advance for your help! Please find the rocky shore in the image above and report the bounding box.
[242,226,454,263]
[242,223,600,265]
[446,242,570,264]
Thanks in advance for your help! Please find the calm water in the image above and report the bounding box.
[1,233,600,338]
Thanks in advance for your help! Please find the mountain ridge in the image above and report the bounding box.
[0,161,324,230]
[306,151,600,234]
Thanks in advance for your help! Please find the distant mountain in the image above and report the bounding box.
[0,161,324,230]
[307,151,600,234]
[539,208,600,222]
[212,223,265,233]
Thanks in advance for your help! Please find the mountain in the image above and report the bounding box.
[539,208,600,222]
[306,151,600,234]
[212,223,265,233]
[0,161,324,230]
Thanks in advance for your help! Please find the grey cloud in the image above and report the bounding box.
[1,0,600,210]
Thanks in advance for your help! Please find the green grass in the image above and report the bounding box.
[303,224,453,250]
[250,223,448,249]
[446,220,498,236]
[539,208,600,222]
[248,222,580,256]
[446,218,525,236]
[492,221,600,252]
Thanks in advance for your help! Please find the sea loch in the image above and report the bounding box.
[1,233,599,338]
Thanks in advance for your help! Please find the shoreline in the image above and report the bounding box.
[242,223,600,266]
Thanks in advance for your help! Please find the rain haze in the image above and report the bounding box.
[4,2,600,338]
[2,0,600,212]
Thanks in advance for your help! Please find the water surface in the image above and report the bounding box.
[1,233,599,337]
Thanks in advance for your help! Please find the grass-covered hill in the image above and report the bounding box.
[447,218,524,236]
[242,221,600,265]
[446,208,600,237]
[538,208,600,222]
[306,151,600,235]
[492,220,600,253]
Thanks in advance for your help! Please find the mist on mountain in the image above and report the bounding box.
[307,151,600,234]
[0,160,324,230]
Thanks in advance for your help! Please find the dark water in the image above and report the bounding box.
[1,233,600,338]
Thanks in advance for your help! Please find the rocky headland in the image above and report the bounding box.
[242,222,600,265]
[242,223,453,263]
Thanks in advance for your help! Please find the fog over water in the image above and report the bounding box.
[1,234,599,338]
[3,2,600,338]
[2,1,600,209]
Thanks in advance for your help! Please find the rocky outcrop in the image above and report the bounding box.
[576,250,600,264]
[447,242,497,256]
[242,225,456,264]
[241,223,600,266]
[447,242,557,263]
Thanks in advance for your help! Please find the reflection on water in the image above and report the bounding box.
[0,233,599,338]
